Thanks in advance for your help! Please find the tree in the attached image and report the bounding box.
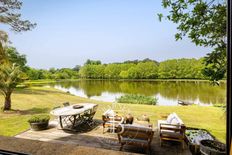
[104,64,122,79]
[136,62,159,79]
[158,58,205,79]
[84,59,101,65]
[0,63,24,110]
[0,0,36,32]
[0,0,35,110]
[0,0,36,61]
[5,47,27,70]
[128,67,139,79]
[158,0,226,81]
[73,65,81,72]
[119,71,129,79]
[0,31,8,63]
[159,59,178,79]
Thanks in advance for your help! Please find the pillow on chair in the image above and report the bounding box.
[166,113,174,123]
[170,117,179,125]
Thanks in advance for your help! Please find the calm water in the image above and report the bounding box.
[47,80,226,106]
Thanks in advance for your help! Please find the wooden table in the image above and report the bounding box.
[50,103,97,130]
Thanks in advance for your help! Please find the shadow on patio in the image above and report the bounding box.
[15,119,191,155]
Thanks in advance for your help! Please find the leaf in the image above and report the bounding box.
[157,13,163,21]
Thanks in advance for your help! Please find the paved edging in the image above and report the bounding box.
[0,136,138,155]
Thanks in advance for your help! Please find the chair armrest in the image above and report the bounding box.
[160,123,186,133]
[160,123,182,127]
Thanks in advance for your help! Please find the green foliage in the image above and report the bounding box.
[119,71,129,79]
[24,58,207,80]
[73,65,81,72]
[116,94,158,105]
[159,0,226,81]
[26,67,79,80]
[84,59,101,65]
[203,47,227,82]
[28,114,50,123]
[159,58,205,79]
[123,58,159,65]
[5,47,27,70]
[0,63,24,91]
[104,64,122,79]
[128,67,139,79]
[79,58,204,79]
[136,62,158,79]
[0,0,36,32]
[79,64,105,79]
[0,63,24,110]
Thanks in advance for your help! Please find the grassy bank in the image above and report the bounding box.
[23,79,80,84]
[0,86,226,142]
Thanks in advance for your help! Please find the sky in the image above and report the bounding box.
[1,0,211,69]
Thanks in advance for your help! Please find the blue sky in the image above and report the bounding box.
[1,0,211,69]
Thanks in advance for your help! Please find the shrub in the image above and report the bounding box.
[116,94,157,105]
[28,114,50,123]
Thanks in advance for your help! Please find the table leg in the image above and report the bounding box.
[59,116,63,129]
[72,115,77,128]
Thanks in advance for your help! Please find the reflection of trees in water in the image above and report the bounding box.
[51,80,226,105]
[157,81,225,104]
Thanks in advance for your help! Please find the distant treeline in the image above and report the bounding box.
[5,47,221,80]
[78,58,206,79]
[26,67,79,80]
[26,58,206,80]
[6,47,207,80]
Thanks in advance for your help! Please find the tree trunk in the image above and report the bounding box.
[3,93,11,111]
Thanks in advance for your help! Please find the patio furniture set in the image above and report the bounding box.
[50,103,98,130]
[49,103,220,154]
[102,109,187,153]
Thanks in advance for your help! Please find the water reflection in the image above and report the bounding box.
[48,80,226,106]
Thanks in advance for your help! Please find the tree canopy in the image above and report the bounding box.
[158,0,226,82]
[0,0,36,32]
[78,58,206,79]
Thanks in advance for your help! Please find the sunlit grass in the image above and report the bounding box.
[0,86,226,142]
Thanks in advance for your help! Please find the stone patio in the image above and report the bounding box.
[15,120,192,155]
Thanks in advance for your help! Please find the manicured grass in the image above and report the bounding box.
[23,79,80,85]
[0,86,226,142]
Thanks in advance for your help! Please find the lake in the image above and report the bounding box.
[47,80,226,106]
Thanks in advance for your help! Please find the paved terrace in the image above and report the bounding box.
[14,120,191,155]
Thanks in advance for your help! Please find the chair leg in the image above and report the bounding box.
[120,144,124,151]
[147,145,152,155]
[160,139,162,147]
[102,123,105,134]
[182,141,185,150]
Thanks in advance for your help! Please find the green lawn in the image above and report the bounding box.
[0,86,226,142]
